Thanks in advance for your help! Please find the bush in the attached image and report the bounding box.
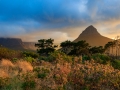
[24,57,35,63]
[82,55,91,61]
[92,53,111,64]
[22,51,38,59]
[37,73,47,79]
[0,47,22,60]
[39,51,73,63]
[22,81,36,90]
[21,73,36,90]
[0,77,10,89]
[111,59,120,70]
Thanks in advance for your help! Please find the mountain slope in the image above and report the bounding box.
[0,38,24,50]
[74,25,112,46]
[0,38,36,50]
[23,42,37,51]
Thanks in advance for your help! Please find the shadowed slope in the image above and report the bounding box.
[74,25,112,46]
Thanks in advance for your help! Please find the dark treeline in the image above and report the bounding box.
[35,37,120,59]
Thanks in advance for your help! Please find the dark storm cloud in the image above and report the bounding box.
[0,0,120,24]
[0,0,120,41]
[0,0,89,24]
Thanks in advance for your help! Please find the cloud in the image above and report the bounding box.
[0,0,120,42]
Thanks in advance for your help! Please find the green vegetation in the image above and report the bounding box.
[0,38,120,89]
[35,38,57,56]
[0,46,22,60]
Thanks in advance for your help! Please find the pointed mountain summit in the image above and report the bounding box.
[74,25,112,46]
[80,25,101,36]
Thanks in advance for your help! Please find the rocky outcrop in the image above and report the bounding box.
[74,25,112,46]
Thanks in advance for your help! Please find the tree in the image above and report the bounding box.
[35,38,57,56]
[68,40,90,56]
[60,40,73,54]
[89,46,105,54]
[104,41,113,56]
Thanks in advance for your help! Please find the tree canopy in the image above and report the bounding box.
[35,38,57,56]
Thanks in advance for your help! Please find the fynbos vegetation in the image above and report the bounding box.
[0,38,120,90]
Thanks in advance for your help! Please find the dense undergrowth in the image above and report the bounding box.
[0,47,120,90]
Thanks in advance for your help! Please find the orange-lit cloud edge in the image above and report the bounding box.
[11,18,120,43]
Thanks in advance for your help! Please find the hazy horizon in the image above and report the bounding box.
[0,0,120,43]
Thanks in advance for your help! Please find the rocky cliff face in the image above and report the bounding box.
[74,25,112,46]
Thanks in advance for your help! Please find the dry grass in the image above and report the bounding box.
[0,59,15,68]
[0,59,33,78]
[16,60,33,73]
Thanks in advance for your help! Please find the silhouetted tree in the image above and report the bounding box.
[68,40,90,56]
[104,41,112,56]
[90,46,105,54]
[60,40,73,54]
[35,38,57,56]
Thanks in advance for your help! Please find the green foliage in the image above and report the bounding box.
[35,38,57,56]
[92,53,111,64]
[22,51,38,58]
[22,81,36,90]
[0,47,22,60]
[111,59,120,69]
[37,73,47,79]
[11,58,18,63]
[34,67,49,79]
[39,55,55,62]
[24,56,35,63]
[89,46,105,54]
[22,51,38,63]
[39,51,73,63]
[60,40,73,54]
[60,40,90,56]
[21,73,36,90]
[82,55,91,61]
[2,77,23,90]
[0,78,10,89]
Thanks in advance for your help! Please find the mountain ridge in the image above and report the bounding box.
[0,38,37,50]
[0,25,113,50]
[74,25,112,46]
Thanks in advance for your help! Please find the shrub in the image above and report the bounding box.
[37,73,47,79]
[21,73,36,90]
[82,55,91,61]
[0,47,22,60]
[92,53,111,64]
[22,51,38,59]
[49,51,73,63]
[24,56,35,63]
[0,77,10,89]
[39,51,73,63]
[111,59,120,69]
[68,60,120,90]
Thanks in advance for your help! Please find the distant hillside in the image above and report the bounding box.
[74,25,113,46]
[0,38,36,50]
[0,38,24,50]
[23,42,37,51]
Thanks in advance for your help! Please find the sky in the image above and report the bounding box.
[0,0,120,43]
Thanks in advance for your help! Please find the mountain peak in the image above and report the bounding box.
[88,25,94,28]
[74,25,112,46]
[80,25,100,36]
